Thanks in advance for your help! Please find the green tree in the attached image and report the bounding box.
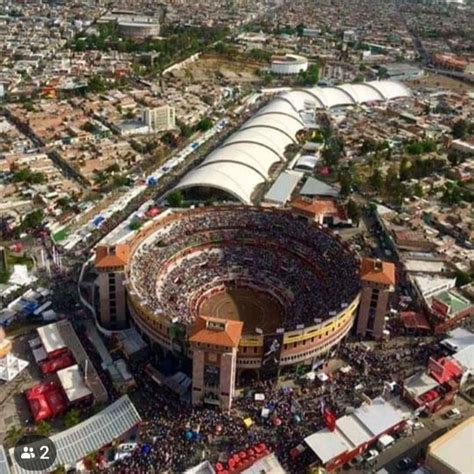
[399,155,411,182]
[0,270,11,284]
[442,182,463,205]
[369,168,384,193]
[167,190,183,207]
[347,199,361,225]
[178,122,193,138]
[413,183,424,198]
[129,219,143,231]
[296,23,306,36]
[63,408,81,428]
[87,75,108,93]
[447,150,463,167]
[81,121,96,133]
[338,169,353,197]
[455,270,472,287]
[195,117,214,132]
[21,209,44,230]
[296,64,320,86]
[452,119,468,139]
[35,420,52,437]
[322,137,344,169]
[112,175,130,188]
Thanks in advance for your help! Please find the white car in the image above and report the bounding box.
[446,408,461,419]
[365,449,379,463]
[114,443,137,462]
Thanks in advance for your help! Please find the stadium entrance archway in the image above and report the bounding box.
[238,368,259,386]
[171,186,240,205]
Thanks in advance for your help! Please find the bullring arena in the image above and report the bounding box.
[125,206,362,375]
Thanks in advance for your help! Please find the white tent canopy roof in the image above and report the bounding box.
[0,353,29,382]
[176,163,264,204]
[172,81,411,204]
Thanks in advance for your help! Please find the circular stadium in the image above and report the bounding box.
[125,206,361,372]
[270,54,309,75]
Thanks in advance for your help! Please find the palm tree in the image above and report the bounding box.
[5,425,25,448]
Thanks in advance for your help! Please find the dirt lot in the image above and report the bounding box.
[408,72,474,92]
[175,55,262,84]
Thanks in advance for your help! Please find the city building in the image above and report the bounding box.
[143,105,176,132]
[402,356,463,415]
[95,245,130,330]
[304,397,406,472]
[384,63,424,81]
[357,258,396,340]
[411,275,474,333]
[425,416,474,474]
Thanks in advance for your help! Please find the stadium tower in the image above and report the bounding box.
[95,244,130,330]
[357,258,396,340]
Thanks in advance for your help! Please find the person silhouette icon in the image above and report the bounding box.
[29,447,35,459]
[20,447,31,460]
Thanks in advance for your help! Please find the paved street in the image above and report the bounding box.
[347,396,474,473]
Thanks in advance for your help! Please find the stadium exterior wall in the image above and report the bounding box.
[123,206,361,372]
[270,55,309,75]
[127,289,359,371]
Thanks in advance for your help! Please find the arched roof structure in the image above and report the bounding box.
[172,81,411,205]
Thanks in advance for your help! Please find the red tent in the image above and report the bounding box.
[28,396,53,422]
[40,353,74,374]
[25,381,68,422]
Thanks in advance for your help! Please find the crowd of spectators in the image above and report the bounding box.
[128,209,360,330]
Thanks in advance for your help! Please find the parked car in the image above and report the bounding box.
[365,449,379,463]
[396,457,416,471]
[114,443,137,462]
[445,408,462,419]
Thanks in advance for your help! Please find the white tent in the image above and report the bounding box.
[0,353,29,382]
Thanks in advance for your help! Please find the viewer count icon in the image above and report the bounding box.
[14,434,57,471]
[20,446,36,460]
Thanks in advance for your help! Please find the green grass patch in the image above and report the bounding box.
[52,227,70,242]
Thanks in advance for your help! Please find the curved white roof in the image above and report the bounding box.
[283,80,411,111]
[338,84,384,103]
[366,80,411,100]
[204,146,275,179]
[223,127,288,159]
[241,114,301,142]
[176,162,264,204]
[256,100,304,123]
[172,81,410,204]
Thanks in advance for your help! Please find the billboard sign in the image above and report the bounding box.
[261,333,284,377]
